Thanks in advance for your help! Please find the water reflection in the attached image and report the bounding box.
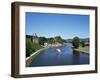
[72,50,80,65]
[72,50,89,65]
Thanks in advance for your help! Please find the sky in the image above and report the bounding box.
[26,12,89,39]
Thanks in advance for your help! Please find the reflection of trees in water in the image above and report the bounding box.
[72,50,80,65]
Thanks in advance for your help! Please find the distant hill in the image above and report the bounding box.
[67,39,73,43]
[80,38,89,42]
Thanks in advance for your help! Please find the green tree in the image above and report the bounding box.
[47,38,54,44]
[39,37,47,45]
[61,39,67,44]
[81,41,85,47]
[72,36,80,48]
[55,36,63,44]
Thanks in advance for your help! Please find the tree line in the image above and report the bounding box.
[39,36,67,45]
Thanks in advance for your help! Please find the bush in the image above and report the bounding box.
[39,37,47,45]
[32,43,43,51]
[26,39,43,57]
[81,41,85,47]
[72,37,80,48]
[26,39,35,57]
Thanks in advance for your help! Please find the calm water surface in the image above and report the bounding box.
[30,44,89,67]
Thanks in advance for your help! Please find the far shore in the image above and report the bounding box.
[74,46,89,54]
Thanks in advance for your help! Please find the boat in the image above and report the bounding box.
[56,48,61,53]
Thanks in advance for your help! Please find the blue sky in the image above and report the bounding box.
[26,12,89,39]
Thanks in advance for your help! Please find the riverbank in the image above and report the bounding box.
[26,46,50,67]
[74,46,89,54]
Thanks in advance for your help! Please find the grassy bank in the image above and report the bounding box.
[74,46,89,54]
[26,39,43,57]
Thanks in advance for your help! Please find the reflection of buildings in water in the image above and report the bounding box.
[72,50,80,65]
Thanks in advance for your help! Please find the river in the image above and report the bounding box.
[30,44,89,67]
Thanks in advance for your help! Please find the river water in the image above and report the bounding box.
[30,44,89,67]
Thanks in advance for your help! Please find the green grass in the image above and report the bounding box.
[32,43,43,51]
[26,39,43,57]
[74,46,89,53]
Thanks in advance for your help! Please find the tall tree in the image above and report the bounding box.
[72,36,80,48]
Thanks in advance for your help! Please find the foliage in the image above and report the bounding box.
[61,39,67,44]
[54,36,67,44]
[39,37,47,45]
[47,38,54,44]
[26,39,35,57]
[55,36,62,43]
[32,43,43,51]
[26,38,43,57]
[72,36,80,48]
[38,36,67,45]
[81,41,85,47]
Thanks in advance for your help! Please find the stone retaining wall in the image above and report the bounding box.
[26,47,50,67]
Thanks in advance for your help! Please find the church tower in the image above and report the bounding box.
[32,33,39,44]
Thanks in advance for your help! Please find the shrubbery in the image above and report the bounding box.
[26,39,43,57]
[81,41,85,47]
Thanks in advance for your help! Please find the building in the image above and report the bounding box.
[44,42,48,47]
[32,33,39,44]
